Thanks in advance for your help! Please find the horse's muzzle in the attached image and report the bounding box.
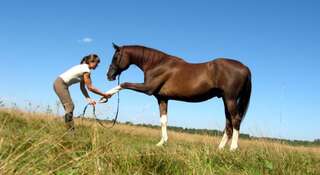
[107,64,119,81]
[108,75,116,81]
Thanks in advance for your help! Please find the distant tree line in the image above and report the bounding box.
[130,122,249,138]
[123,121,320,146]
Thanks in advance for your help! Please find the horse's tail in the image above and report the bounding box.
[238,70,252,122]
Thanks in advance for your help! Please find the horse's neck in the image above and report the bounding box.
[129,54,146,71]
[129,50,162,72]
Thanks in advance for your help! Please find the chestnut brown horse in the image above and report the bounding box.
[107,43,251,150]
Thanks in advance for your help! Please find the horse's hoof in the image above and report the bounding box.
[156,140,167,147]
[99,98,108,103]
[218,146,225,151]
[156,142,164,147]
[230,147,239,151]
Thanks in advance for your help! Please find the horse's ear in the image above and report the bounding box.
[112,42,120,51]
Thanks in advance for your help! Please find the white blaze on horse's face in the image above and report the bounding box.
[156,114,168,146]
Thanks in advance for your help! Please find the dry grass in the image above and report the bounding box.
[0,108,319,174]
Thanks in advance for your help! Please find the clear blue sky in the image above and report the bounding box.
[1,0,319,141]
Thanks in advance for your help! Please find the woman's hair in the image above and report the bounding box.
[80,54,100,64]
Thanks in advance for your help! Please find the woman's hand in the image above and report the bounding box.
[103,93,112,99]
[99,93,112,103]
[86,98,96,106]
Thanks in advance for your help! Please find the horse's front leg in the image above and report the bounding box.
[105,85,123,95]
[156,98,168,146]
[104,82,153,96]
[120,82,157,95]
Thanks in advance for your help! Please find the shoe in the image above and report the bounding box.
[64,112,75,131]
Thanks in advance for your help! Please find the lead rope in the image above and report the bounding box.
[79,74,121,128]
[111,74,121,127]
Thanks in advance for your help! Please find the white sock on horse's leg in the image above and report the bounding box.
[230,128,239,151]
[218,132,229,150]
[161,115,168,142]
[156,114,168,146]
[100,86,123,102]
[106,85,123,95]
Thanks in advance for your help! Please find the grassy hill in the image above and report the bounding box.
[0,109,319,175]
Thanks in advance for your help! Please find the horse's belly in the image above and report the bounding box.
[173,93,217,102]
[159,84,220,102]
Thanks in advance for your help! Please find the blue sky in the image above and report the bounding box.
[1,0,319,141]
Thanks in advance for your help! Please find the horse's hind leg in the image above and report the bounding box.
[219,99,233,150]
[156,98,168,146]
[230,113,241,151]
[223,98,240,151]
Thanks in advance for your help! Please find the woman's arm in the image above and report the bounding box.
[80,80,90,98]
[82,73,111,99]
[80,80,96,105]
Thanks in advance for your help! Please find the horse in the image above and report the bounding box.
[106,43,251,150]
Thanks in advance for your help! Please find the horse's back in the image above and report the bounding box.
[175,58,250,79]
[175,58,248,72]
[212,58,248,68]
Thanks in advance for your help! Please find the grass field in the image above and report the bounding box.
[0,109,319,175]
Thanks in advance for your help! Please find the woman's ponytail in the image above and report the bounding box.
[80,56,88,64]
[80,54,100,64]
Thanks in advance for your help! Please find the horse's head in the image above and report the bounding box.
[107,43,130,81]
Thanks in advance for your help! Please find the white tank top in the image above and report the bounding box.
[59,64,91,86]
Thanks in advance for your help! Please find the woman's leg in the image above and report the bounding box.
[53,78,75,130]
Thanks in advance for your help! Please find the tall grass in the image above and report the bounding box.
[0,109,319,175]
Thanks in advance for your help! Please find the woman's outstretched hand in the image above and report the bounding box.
[103,93,112,99]
[99,93,112,103]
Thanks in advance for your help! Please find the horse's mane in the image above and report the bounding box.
[123,45,185,63]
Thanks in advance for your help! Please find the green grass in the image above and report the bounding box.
[0,109,319,175]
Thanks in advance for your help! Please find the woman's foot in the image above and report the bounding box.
[64,112,75,131]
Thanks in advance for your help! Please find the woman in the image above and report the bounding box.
[53,54,111,130]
